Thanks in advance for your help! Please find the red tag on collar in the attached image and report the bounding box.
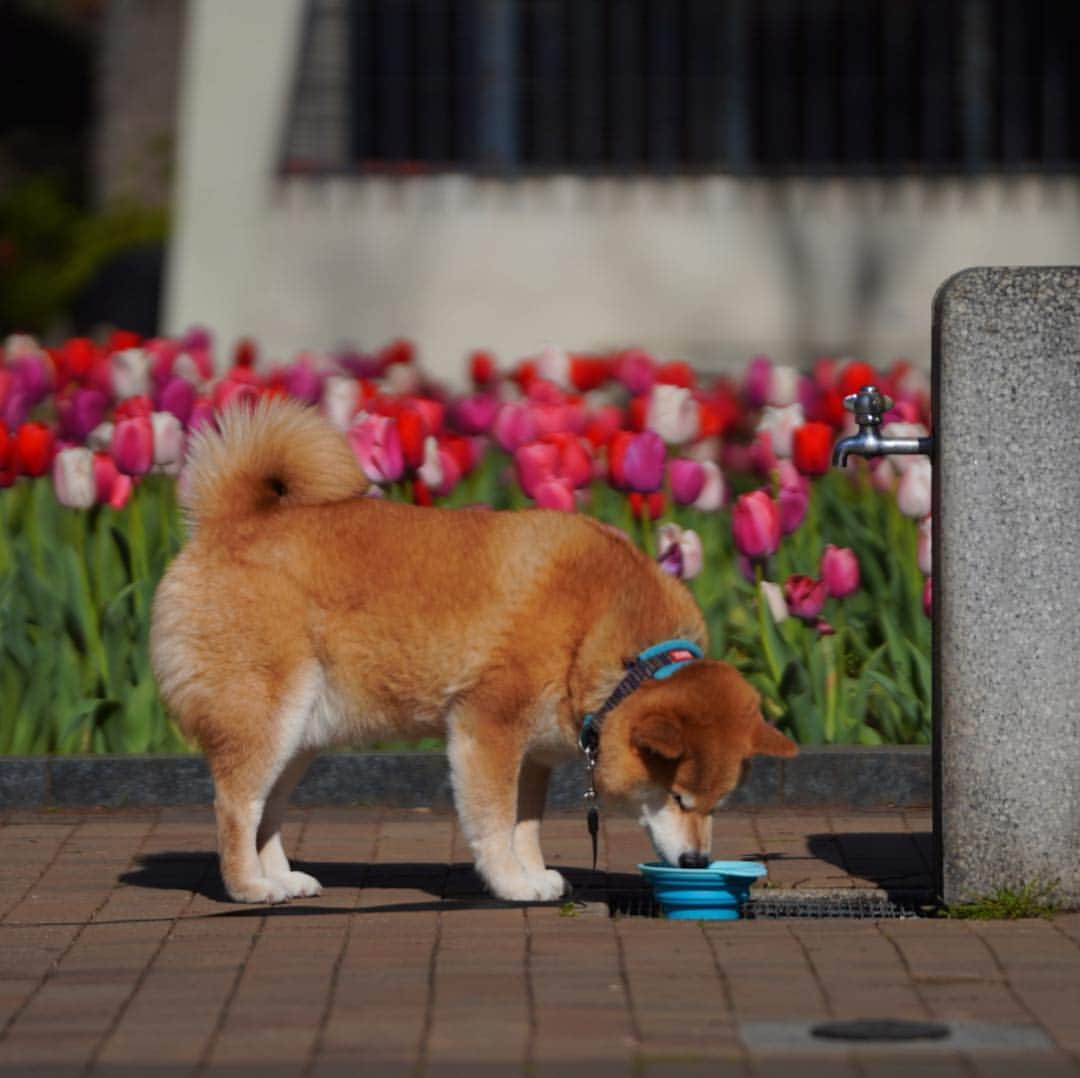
[668,649,695,663]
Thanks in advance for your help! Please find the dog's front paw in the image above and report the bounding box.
[226,876,291,904]
[489,869,568,903]
[277,870,322,899]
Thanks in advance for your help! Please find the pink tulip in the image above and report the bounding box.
[747,431,776,476]
[453,394,500,435]
[110,416,154,476]
[923,576,933,618]
[52,447,96,509]
[188,397,215,433]
[744,355,773,409]
[534,477,575,511]
[93,451,121,503]
[784,574,827,621]
[776,460,809,535]
[917,515,932,576]
[657,523,703,580]
[435,444,461,497]
[615,349,656,395]
[668,459,706,505]
[211,378,259,412]
[514,443,559,498]
[896,457,932,519]
[107,473,133,509]
[821,544,860,598]
[731,489,781,560]
[493,403,538,452]
[348,414,405,484]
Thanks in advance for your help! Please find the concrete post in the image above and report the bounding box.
[934,266,1080,907]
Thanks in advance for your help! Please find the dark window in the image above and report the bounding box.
[282,0,1080,175]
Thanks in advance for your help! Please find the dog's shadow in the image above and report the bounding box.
[119,851,650,916]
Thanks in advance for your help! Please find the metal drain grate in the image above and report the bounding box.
[605,890,928,920]
[743,894,925,920]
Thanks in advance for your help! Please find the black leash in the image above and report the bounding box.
[577,639,704,872]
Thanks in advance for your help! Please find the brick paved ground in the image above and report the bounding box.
[1,805,1078,1076]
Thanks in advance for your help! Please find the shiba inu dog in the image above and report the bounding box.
[150,400,797,903]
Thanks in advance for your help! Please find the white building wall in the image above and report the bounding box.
[166,0,1080,382]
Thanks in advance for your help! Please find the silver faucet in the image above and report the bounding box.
[831,385,934,467]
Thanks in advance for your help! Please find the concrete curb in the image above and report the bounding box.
[0,746,930,810]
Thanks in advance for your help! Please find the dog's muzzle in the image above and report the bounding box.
[678,852,710,869]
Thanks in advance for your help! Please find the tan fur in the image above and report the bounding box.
[151,402,797,903]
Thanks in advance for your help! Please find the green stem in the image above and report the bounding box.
[755,562,783,685]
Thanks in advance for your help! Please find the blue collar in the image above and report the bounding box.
[578,638,704,754]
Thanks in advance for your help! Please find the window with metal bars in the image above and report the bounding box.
[282,0,1080,176]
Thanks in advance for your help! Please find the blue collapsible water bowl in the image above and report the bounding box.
[638,860,768,920]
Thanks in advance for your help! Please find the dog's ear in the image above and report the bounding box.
[752,718,799,758]
[630,713,684,761]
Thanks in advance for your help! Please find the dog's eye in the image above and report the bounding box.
[671,792,688,811]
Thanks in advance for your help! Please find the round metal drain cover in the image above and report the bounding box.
[812,1019,951,1042]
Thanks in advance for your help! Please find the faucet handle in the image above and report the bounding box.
[843,384,893,426]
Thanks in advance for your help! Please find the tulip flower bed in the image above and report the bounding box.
[0,332,933,754]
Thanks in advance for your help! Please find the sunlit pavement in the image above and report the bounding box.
[1,805,1078,1075]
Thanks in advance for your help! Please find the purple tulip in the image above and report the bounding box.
[336,349,384,380]
[11,354,52,406]
[157,377,197,426]
[621,430,666,493]
[180,325,213,353]
[453,393,500,435]
[493,403,538,452]
[744,355,773,409]
[284,362,324,405]
[57,388,107,443]
[2,389,31,429]
[668,459,706,505]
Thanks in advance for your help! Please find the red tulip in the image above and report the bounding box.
[821,544,860,598]
[784,574,827,621]
[469,349,497,387]
[110,416,154,476]
[543,432,592,489]
[792,421,834,476]
[583,405,623,448]
[12,421,55,477]
[629,490,665,521]
[731,489,780,560]
[836,361,878,399]
[656,360,694,389]
[396,408,427,469]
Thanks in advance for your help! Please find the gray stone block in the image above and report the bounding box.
[781,747,931,808]
[49,755,213,806]
[0,758,47,807]
[293,752,454,807]
[935,266,1080,906]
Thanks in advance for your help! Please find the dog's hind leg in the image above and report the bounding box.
[447,712,567,903]
[256,750,321,898]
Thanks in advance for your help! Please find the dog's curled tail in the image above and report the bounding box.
[180,398,368,527]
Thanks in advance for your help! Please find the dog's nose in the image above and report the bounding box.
[678,852,710,869]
